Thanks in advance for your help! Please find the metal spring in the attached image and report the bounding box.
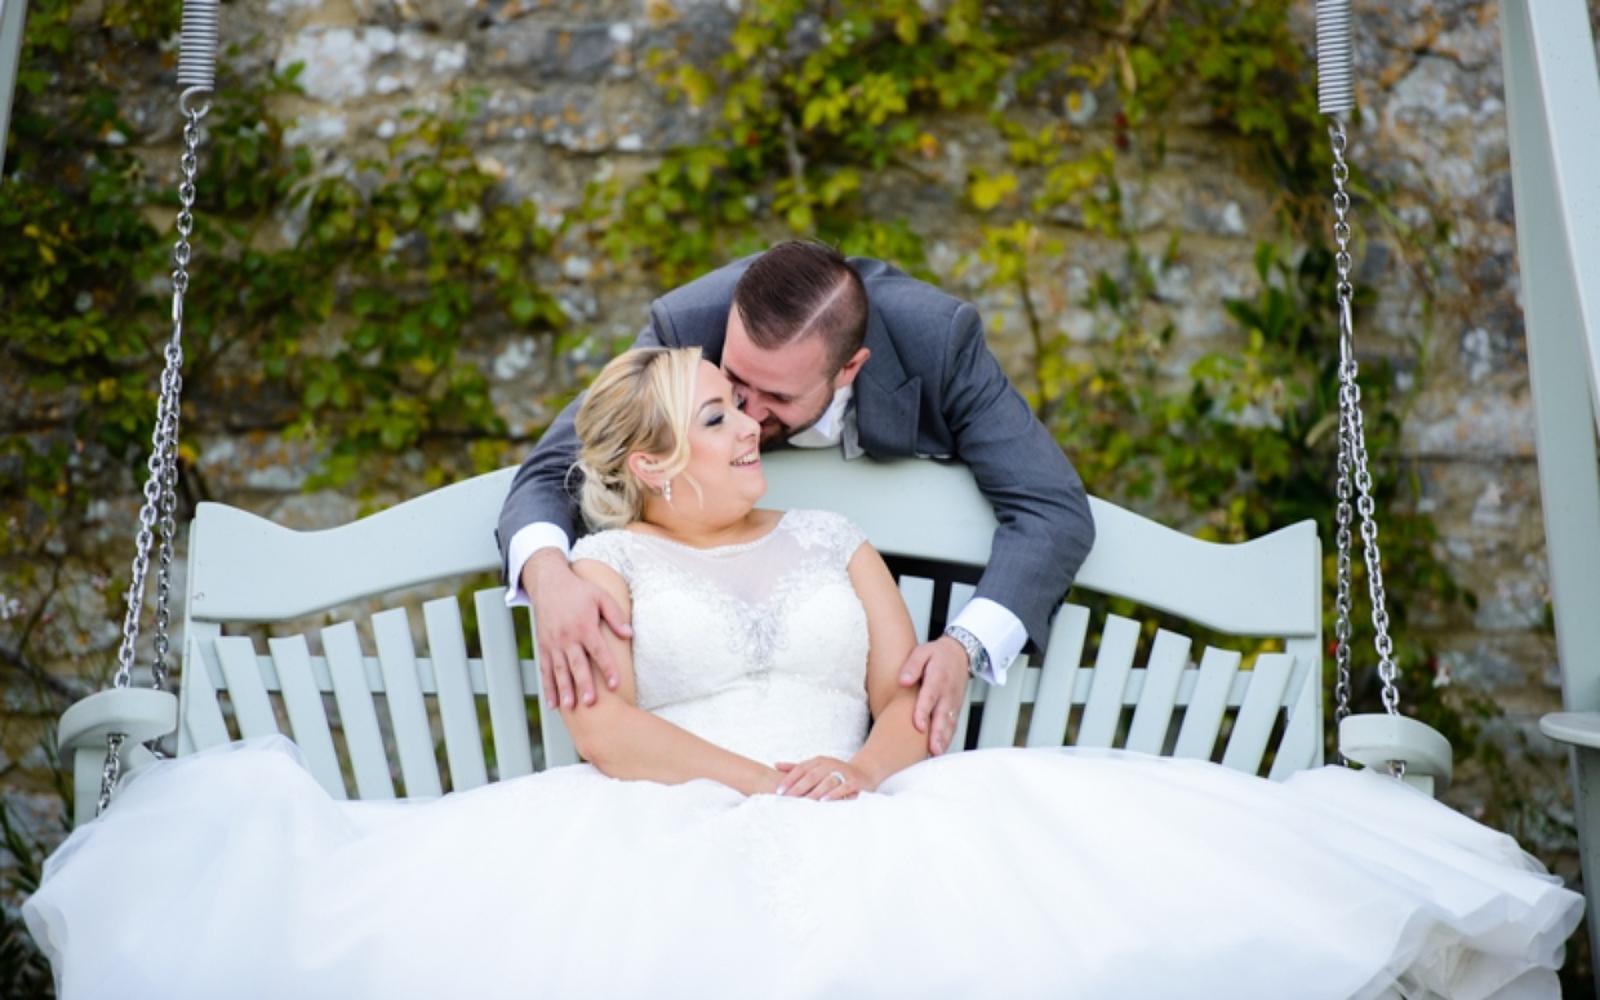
[1316,0,1356,115]
[176,0,220,90]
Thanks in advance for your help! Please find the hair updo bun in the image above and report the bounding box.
[571,347,702,530]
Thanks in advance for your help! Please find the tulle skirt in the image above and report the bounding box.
[24,736,1582,999]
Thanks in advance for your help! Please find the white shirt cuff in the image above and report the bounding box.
[949,598,1029,686]
[504,523,572,609]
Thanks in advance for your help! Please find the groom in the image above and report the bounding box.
[498,240,1095,756]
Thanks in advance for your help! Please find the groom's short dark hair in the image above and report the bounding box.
[732,240,868,373]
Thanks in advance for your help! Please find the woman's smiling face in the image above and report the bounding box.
[656,360,766,518]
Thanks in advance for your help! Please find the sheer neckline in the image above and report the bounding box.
[623,510,793,556]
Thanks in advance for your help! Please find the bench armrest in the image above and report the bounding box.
[60,689,178,827]
[1540,712,1600,751]
[1338,713,1453,797]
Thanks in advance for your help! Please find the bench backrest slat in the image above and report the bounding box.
[423,597,490,793]
[1172,647,1243,761]
[323,620,396,800]
[1221,652,1296,774]
[372,608,444,798]
[898,576,935,642]
[1125,631,1192,755]
[1024,604,1089,749]
[180,628,231,752]
[1078,614,1141,748]
[216,635,280,741]
[975,653,1029,750]
[266,634,346,799]
[473,590,539,778]
[1269,637,1325,779]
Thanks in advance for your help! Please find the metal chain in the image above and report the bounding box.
[98,733,125,817]
[152,111,203,691]
[1331,122,1357,732]
[1319,5,1406,781]
[1328,120,1403,732]
[99,100,207,815]
[111,105,200,693]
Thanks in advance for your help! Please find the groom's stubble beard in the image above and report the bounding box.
[756,382,834,448]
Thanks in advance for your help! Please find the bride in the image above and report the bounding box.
[24,347,1583,999]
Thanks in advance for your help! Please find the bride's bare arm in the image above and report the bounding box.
[846,543,930,788]
[560,559,782,796]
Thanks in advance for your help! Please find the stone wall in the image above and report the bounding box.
[5,0,1599,889]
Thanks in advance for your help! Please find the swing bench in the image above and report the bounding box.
[56,448,1452,827]
[43,0,1453,840]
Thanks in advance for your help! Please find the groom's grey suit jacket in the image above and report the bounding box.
[497,255,1095,649]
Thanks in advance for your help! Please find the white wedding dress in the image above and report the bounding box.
[24,510,1583,1000]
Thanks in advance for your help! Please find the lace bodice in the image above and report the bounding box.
[571,510,871,765]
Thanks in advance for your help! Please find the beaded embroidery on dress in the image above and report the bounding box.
[572,509,871,766]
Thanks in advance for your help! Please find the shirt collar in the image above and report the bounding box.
[784,385,855,448]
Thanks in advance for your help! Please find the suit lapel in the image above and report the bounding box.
[853,306,920,457]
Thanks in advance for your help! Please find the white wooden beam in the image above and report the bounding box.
[1501,1,1600,990]
[0,1,29,174]
[1502,0,1600,706]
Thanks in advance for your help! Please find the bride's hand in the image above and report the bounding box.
[746,767,786,797]
[774,757,871,801]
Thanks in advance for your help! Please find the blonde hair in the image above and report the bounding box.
[572,347,703,530]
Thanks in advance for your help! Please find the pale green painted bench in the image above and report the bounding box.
[58,449,1451,826]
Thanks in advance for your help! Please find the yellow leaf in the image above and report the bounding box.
[679,66,714,108]
[969,171,1018,212]
[1118,45,1137,94]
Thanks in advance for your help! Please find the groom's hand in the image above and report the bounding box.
[524,550,631,708]
[898,637,969,756]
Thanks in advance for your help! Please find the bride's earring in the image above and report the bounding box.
[663,481,673,503]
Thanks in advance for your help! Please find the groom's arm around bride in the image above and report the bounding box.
[496,240,1095,755]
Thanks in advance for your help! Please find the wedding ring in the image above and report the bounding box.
[828,770,847,787]
[947,710,957,721]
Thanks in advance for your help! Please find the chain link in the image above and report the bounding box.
[1328,119,1403,751]
[97,733,125,817]
[100,102,206,815]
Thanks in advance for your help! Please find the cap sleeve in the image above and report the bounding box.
[784,509,868,568]
[570,530,634,584]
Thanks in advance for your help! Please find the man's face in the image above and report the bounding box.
[721,309,861,447]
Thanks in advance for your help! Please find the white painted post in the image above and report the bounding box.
[0,1,29,174]
[1500,0,1600,988]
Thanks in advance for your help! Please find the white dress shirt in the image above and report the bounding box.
[504,385,1028,684]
